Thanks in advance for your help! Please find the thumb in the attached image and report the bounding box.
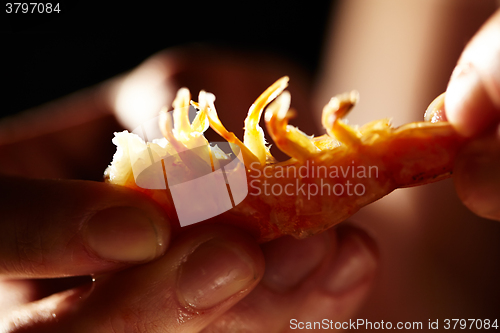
[0,175,170,278]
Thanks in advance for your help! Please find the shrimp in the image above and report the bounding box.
[105,77,465,242]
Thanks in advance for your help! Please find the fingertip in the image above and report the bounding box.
[445,8,500,137]
[83,206,170,263]
[72,182,174,267]
[445,63,499,137]
[167,225,265,311]
[177,235,263,310]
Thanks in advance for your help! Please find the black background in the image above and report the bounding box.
[2,1,334,118]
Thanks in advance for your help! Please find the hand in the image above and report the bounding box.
[0,177,173,331]
[0,49,379,332]
[445,8,500,221]
[1,214,377,332]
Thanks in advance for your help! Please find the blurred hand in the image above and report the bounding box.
[109,47,318,151]
[445,8,500,221]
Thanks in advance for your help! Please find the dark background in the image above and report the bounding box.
[2,1,334,118]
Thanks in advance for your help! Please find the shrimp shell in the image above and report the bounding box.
[105,77,465,242]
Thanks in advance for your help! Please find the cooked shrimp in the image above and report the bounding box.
[105,77,465,242]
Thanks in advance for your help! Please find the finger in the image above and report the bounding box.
[286,226,378,331]
[204,226,378,332]
[0,282,94,333]
[203,231,332,332]
[0,82,121,180]
[445,9,500,137]
[454,132,500,221]
[0,175,170,278]
[3,225,265,332]
[0,275,92,313]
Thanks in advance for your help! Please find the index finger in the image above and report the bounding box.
[0,176,170,278]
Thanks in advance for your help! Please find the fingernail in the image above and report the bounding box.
[177,238,258,309]
[261,234,328,292]
[446,63,497,137]
[424,93,447,123]
[323,230,377,295]
[454,134,500,220]
[85,207,167,262]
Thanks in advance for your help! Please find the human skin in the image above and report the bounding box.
[0,50,378,331]
[315,0,500,323]
[1,1,500,331]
